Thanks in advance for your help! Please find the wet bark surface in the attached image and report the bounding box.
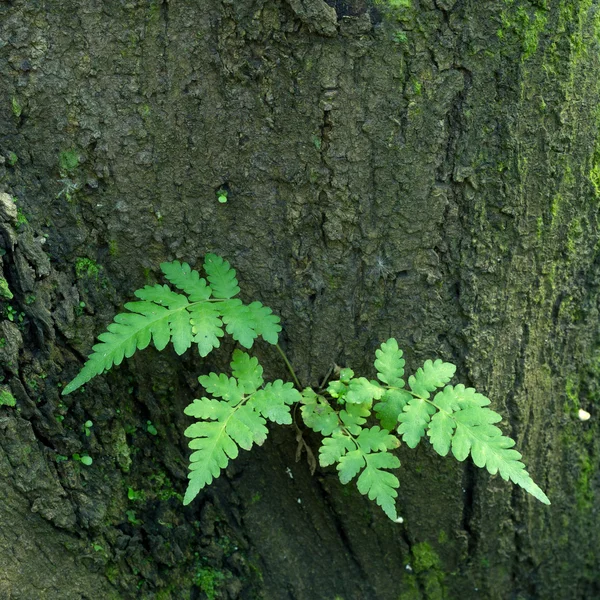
[1,0,599,598]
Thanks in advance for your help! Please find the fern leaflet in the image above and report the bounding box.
[374,338,405,387]
[203,253,240,299]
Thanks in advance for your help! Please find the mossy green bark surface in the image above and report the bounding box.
[1,0,599,598]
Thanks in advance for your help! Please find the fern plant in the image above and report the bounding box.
[63,255,550,520]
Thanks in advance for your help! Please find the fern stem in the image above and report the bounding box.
[276,343,302,390]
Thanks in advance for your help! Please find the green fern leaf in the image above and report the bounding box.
[188,303,224,357]
[327,380,348,399]
[339,403,371,435]
[408,359,456,399]
[397,397,436,448]
[247,301,281,345]
[339,368,354,382]
[248,380,301,424]
[450,420,550,504]
[346,377,385,404]
[337,449,365,484]
[319,432,355,466]
[374,389,412,431]
[62,302,173,394]
[198,373,243,405]
[184,419,237,504]
[134,284,188,309]
[356,452,401,521]
[123,301,173,350]
[168,309,194,355]
[427,411,455,456]
[301,389,340,435]
[219,299,257,348]
[183,374,269,506]
[203,254,240,299]
[439,384,490,409]
[225,405,268,449]
[184,397,232,421]
[426,387,550,504]
[230,350,263,393]
[356,426,400,453]
[374,338,405,387]
[160,261,212,301]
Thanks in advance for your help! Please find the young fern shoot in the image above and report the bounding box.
[62,256,550,518]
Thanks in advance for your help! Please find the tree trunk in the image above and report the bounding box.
[1,0,599,598]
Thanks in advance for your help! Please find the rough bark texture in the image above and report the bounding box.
[1,0,599,598]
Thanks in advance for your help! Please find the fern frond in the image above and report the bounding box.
[427,385,550,504]
[203,254,240,299]
[183,418,238,504]
[160,260,212,301]
[374,338,405,387]
[318,420,402,520]
[63,256,281,395]
[183,405,267,505]
[62,302,174,394]
[183,354,280,505]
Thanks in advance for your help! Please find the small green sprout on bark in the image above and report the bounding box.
[62,255,550,519]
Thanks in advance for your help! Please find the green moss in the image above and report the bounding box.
[522,9,548,60]
[147,0,161,24]
[75,257,100,279]
[138,104,151,118]
[0,387,16,407]
[565,375,579,414]
[59,149,79,175]
[499,3,548,61]
[576,454,594,511]
[374,0,413,23]
[412,542,441,573]
[7,151,18,166]
[399,574,421,600]
[550,193,561,219]
[11,97,22,118]
[566,218,583,255]
[0,277,13,300]
[16,207,28,229]
[409,542,446,600]
[194,567,226,600]
[108,239,119,256]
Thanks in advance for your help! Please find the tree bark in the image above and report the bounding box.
[1,0,599,598]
